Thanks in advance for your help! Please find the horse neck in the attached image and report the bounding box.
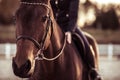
[53,24,64,52]
[45,2,65,57]
[44,16,65,60]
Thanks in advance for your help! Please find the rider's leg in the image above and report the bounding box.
[75,27,102,80]
[75,28,95,67]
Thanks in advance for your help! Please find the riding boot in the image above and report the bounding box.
[75,28,102,80]
[89,68,102,80]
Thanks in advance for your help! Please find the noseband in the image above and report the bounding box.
[16,2,66,61]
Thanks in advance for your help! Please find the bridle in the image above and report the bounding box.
[16,1,66,61]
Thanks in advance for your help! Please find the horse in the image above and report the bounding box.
[12,0,99,80]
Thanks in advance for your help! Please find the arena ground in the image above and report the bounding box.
[0,56,120,80]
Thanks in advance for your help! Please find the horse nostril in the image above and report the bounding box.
[23,60,31,73]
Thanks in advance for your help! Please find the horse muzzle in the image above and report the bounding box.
[12,57,33,78]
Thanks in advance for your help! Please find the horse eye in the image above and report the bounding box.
[42,16,48,22]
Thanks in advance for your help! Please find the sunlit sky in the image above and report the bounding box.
[81,0,120,4]
[92,0,120,4]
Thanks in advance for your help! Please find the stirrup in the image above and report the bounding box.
[89,68,102,80]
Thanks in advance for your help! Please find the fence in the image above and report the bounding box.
[99,44,120,55]
[0,43,16,59]
[0,43,120,59]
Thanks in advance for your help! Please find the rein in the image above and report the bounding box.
[35,36,66,61]
[16,1,66,61]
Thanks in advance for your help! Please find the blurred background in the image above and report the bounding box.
[0,0,120,80]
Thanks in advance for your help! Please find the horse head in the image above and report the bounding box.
[12,0,53,78]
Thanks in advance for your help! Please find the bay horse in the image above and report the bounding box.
[12,0,99,80]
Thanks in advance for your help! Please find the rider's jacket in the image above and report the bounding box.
[50,0,79,32]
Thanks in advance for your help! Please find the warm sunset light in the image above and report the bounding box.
[78,0,120,27]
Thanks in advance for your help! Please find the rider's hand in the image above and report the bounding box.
[65,31,72,44]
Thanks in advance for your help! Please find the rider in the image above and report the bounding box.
[50,0,101,80]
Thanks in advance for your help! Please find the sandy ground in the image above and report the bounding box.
[99,56,120,80]
[0,56,120,80]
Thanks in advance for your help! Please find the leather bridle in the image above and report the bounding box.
[16,2,66,61]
